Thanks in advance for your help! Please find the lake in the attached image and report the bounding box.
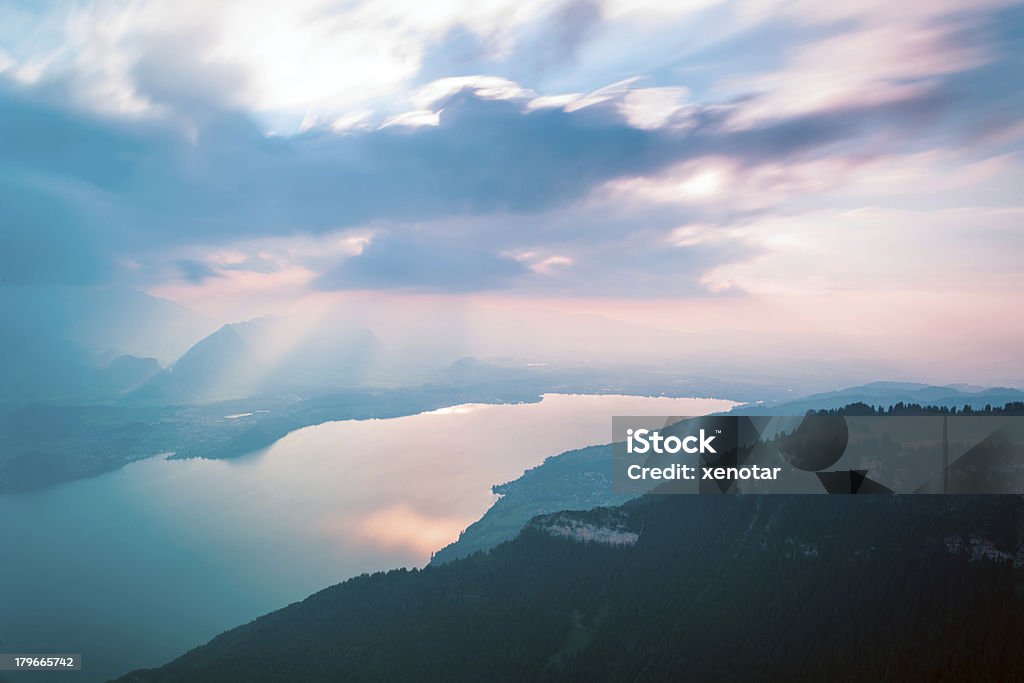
[0,393,734,681]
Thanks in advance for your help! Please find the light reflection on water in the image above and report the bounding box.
[0,393,734,682]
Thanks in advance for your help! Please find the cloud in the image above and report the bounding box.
[0,172,110,285]
[24,0,598,118]
[0,0,1021,300]
[720,17,997,128]
[411,75,533,109]
[698,207,1024,296]
[314,234,528,292]
[0,80,748,287]
[175,259,219,284]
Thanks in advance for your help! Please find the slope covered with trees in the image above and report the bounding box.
[119,494,1024,682]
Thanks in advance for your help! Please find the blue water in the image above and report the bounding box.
[0,394,734,682]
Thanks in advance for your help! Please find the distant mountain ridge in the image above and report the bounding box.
[136,317,381,402]
[729,381,1024,415]
[0,286,211,402]
[100,355,163,393]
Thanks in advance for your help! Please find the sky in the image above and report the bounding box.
[1,0,1022,383]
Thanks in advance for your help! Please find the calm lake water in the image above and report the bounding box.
[0,394,734,682]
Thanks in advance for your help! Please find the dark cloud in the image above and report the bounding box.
[175,259,219,283]
[0,31,1013,292]
[414,0,603,84]
[517,0,605,77]
[130,28,253,114]
[314,235,527,292]
[0,173,111,285]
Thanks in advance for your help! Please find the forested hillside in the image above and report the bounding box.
[118,494,1024,682]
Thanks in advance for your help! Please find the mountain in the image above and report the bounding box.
[145,324,255,402]
[138,317,382,402]
[117,494,1024,682]
[431,444,632,565]
[0,320,97,402]
[0,286,212,364]
[54,287,214,364]
[0,286,211,402]
[99,355,163,394]
[730,382,1024,416]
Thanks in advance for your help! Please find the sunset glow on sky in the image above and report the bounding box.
[1,0,1022,383]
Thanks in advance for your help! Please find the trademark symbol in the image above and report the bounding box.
[716,429,722,435]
